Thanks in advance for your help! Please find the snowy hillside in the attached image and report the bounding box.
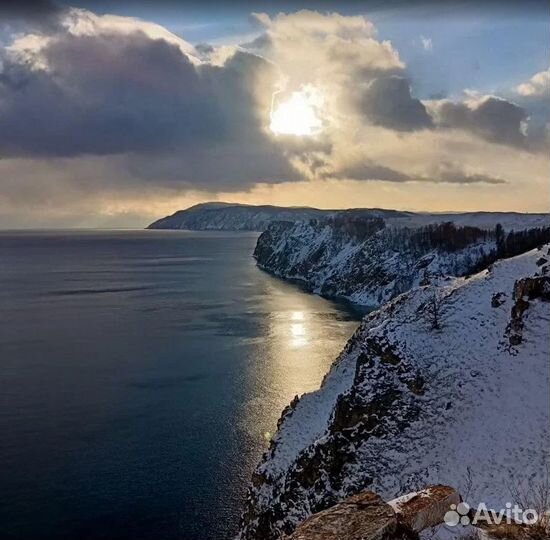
[238,245,550,540]
[254,217,550,306]
[387,211,550,231]
[147,203,328,231]
[146,203,409,231]
[148,203,548,232]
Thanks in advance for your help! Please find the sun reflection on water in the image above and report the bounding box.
[238,278,362,452]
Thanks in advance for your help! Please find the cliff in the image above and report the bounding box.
[254,217,550,306]
[238,245,550,540]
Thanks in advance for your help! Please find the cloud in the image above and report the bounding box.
[0,7,547,226]
[325,159,505,185]
[425,161,506,184]
[246,10,404,89]
[6,7,199,62]
[428,95,528,148]
[516,67,550,97]
[0,32,210,156]
[244,11,430,136]
[0,7,415,196]
[0,9,301,190]
[0,0,60,18]
[0,0,65,34]
[360,76,433,131]
[330,161,412,182]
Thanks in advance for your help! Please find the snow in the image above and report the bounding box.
[387,212,549,232]
[239,245,550,540]
[258,338,360,475]
[255,220,501,308]
[148,203,549,233]
[388,490,423,511]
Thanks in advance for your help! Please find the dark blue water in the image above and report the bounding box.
[0,230,362,540]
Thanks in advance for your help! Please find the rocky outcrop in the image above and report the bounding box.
[506,269,550,346]
[288,485,548,540]
[287,491,408,540]
[388,485,460,533]
[288,486,461,540]
[238,246,550,540]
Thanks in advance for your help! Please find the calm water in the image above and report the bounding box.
[0,230,362,540]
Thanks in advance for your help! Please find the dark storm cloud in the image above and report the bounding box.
[0,29,299,189]
[360,76,433,131]
[0,0,61,17]
[194,42,214,55]
[0,32,217,156]
[331,160,505,184]
[0,0,66,32]
[49,0,548,11]
[432,96,528,148]
[431,163,506,185]
[514,88,550,152]
[332,161,412,182]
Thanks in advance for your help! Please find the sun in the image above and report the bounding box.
[269,86,323,136]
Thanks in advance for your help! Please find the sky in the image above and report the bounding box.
[0,0,548,227]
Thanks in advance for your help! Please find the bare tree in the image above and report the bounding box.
[507,464,550,529]
[428,291,442,330]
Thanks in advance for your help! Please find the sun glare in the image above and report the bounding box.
[269,87,323,136]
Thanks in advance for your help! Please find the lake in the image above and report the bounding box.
[0,230,362,540]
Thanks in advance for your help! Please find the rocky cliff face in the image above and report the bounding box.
[254,218,500,306]
[238,245,550,540]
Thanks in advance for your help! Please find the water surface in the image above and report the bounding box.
[0,230,362,540]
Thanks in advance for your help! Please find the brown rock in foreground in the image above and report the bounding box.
[389,485,461,532]
[288,491,405,540]
[288,486,461,540]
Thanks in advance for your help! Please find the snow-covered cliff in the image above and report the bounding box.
[254,217,549,306]
[253,219,489,306]
[238,245,550,540]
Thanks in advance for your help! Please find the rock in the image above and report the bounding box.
[473,513,547,539]
[513,276,550,302]
[287,486,461,540]
[491,292,506,307]
[507,275,550,345]
[277,395,301,429]
[389,485,460,532]
[287,491,412,540]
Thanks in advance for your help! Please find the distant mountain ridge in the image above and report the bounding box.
[146,203,410,231]
[147,203,548,233]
